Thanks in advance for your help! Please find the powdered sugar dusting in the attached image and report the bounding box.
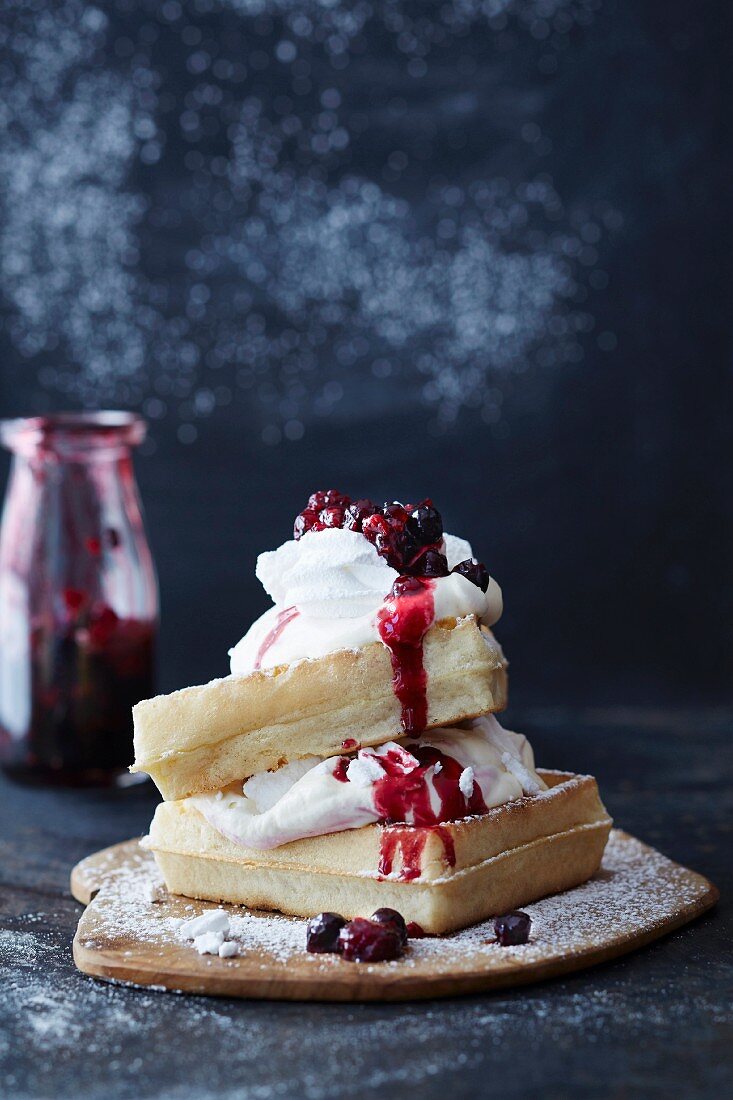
[411,832,712,965]
[74,830,714,981]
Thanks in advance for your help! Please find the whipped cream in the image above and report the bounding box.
[189,716,545,851]
[229,527,502,675]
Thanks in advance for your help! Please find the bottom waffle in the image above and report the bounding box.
[146,770,612,934]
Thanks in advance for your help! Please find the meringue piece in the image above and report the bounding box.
[179,909,230,940]
[194,931,225,955]
[501,752,544,796]
[459,766,475,799]
[346,752,385,788]
[218,941,239,958]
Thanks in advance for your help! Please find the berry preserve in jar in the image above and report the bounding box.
[0,413,158,786]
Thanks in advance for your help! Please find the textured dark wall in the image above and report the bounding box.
[0,0,730,702]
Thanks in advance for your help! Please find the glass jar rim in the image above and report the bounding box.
[0,411,147,456]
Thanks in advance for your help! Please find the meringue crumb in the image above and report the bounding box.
[219,940,239,958]
[346,753,384,788]
[179,909,230,940]
[459,766,475,798]
[194,931,225,955]
[146,881,166,903]
[501,752,543,795]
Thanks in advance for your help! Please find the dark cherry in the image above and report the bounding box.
[344,499,377,532]
[452,558,490,593]
[382,502,411,527]
[412,549,450,577]
[362,513,404,570]
[407,503,443,546]
[370,908,408,946]
[338,918,403,962]
[319,505,345,529]
[293,508,323,539]
[308,489,351,511]
[296,491,352,539]
[306,912,347,954]
[394,527,420,565]
[406,921,428,938]
[362,511,391,543]
[493,910,531,946]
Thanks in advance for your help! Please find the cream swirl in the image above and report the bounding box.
[256,528,394,618]
[229,527,502,675]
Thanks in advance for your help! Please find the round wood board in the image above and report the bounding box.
[71,830,717,1002]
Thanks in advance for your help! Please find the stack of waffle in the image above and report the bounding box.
[133,493,610,934]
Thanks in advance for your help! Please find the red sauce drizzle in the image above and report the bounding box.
[332,756,350,782]
[253,606,299,670]
[372,743,488,824]
[341,737,359,751]
[366,741,487,881]
[378,824,456,882]
[375,577,435,735]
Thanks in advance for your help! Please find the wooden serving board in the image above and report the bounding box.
[71,830,718,1002]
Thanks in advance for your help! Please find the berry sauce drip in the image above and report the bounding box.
[375,577,435,734]
[253,606,299,671]
[332,756,350,782]
[377,824,456,882]
[372,742,488,825]
[329,740,486,880]
[368,741,487,881]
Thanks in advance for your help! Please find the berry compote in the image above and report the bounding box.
[0,414,158,786]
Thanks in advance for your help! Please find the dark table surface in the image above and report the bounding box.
[1,703,731,1100]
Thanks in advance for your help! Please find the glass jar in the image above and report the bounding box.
[0,413,158,786]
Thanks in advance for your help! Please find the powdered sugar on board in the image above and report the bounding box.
[71,829,717,999]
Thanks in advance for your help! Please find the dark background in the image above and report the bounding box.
[0,0,730,708]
